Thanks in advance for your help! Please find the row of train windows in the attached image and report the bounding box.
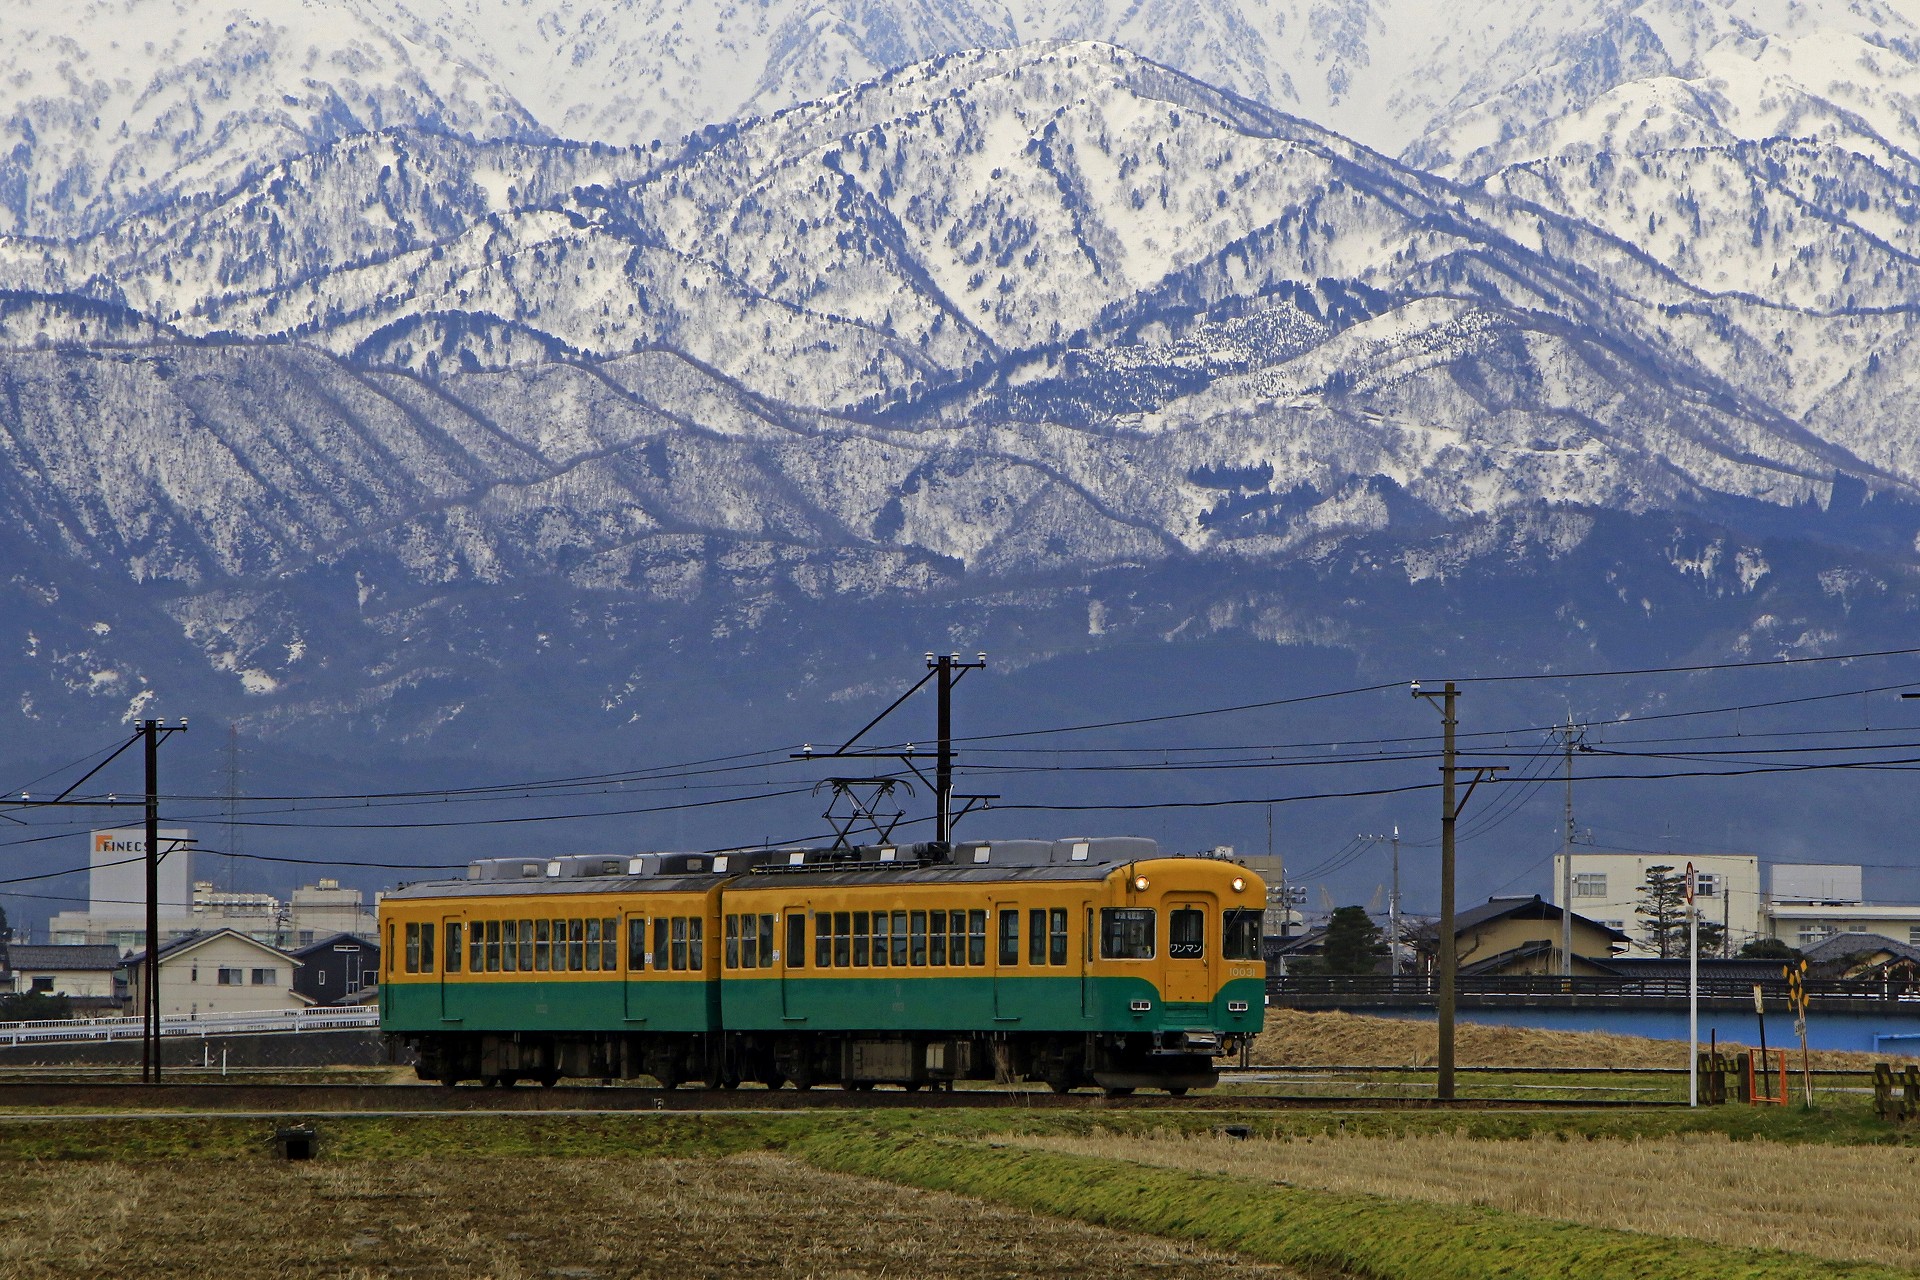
[399,917,706,974]
[400,905,1266,976]
[722,908,1071,970]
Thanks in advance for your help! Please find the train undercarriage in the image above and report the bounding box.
[405,1028,1233,1096]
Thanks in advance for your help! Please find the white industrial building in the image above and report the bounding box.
[47,829,376,950]
[1550,851,1920,954]
[1550,851,1763,954]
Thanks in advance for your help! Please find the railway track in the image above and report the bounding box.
[0,1081,1682,1113]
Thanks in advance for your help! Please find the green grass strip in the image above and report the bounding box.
[791,1130,1915,1280]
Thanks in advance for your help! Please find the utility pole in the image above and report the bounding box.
[1359,830,1402,974]
[935,654,954,844]
[1553,713,1585,979]
[1413,681,1502,1103]
[143,719,159,1084]
[5,718,186,1083]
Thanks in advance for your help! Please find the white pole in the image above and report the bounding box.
[1687,861,1699,1108]
[1389,826,1401,977]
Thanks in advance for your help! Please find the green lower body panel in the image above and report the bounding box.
[721,974,1266,1037]
[383,978,717,1034]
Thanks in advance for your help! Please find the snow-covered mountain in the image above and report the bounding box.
[5,3,1920,881]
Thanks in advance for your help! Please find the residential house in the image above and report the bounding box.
[290,933,379,1005]
[6,944,123,1013]
[1451,896,1631,977]
[122,929,310,1018]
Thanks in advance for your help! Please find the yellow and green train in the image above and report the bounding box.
[379,838,1265,1094]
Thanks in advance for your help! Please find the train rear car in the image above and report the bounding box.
[380,852,732,1086]
[719,839,1264,1093]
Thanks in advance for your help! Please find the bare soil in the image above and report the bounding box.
[1253,1007,1893,1069]
[0,1153,1307,1279]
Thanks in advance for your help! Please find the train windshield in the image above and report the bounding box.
[1168,908,1205,958]
[1100,908,1156,959]
[1223,909,1261,960]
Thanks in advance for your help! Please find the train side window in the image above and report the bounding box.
[535,919,552,971]
[852,911,871,966]
[891,911,908,966]
[601,918,617,971]
[871,912,889,968]
[787,914,805,968]
[928,911,947,966]
[526,921,541,971]
[486,919,502,973]
[998,910,1019,965]
[1049,908,1069,966]
[653,918,670,971]
[909,911,927,966]
[470,925,484,973]
[568,918,585,972]
[833,912,850,967]
[815,912,832,967]
[502,920,519,973]
[445,922,462,973]
[628,918,647,972]
[404,922,420,973]
[1169,908,1205,958]
[688,918,704,970]
[670,917,688,971]
[739,914,757,969]
[759,915,776,969]
[725,915,741,969]
[387,923,396,975]
[951,912,969,967]
[1028,909,1045,965]
[1224,909,1261,960]
[421,919,435,973]
[1100,908,1156,959]
[584,918,602,972]
[968,911,987,966]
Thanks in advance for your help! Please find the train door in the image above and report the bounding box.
[779,910,803,1022]
[1163,898,1214,1004]
[1080,904,1095,1018]
[440,915,462,1023]
[990,902,1013,1022]
[623,912,647,1024]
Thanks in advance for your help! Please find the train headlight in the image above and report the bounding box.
[1133,875,1149,891]
[1231,877,1245,892]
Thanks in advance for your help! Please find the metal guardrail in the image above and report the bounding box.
[0,1006,379,1045]
[1268,975,1920,1005]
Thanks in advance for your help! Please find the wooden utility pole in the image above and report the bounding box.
[1413,681,1502,1103]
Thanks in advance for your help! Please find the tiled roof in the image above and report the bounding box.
[6,944,122,971]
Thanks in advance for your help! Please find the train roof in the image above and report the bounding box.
[385,853,1248,903]
[385,874,725,902]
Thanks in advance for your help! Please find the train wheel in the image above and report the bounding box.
[901,1081,923,1093]
[537,1071,559,1089]
[1166,1086,1189,1097]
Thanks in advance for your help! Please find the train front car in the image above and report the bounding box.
[1084,854,1266,1094]
[379,853,729,1087]
[718,838,1265,1095]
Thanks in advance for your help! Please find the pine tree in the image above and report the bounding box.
[1321,905,1386,974]
[1634,865,1726,958]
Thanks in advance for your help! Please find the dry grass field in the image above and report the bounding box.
[1253,1007,1891,1069]
[1020,1128,1920,1269]
[0,1152,1308,1280]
